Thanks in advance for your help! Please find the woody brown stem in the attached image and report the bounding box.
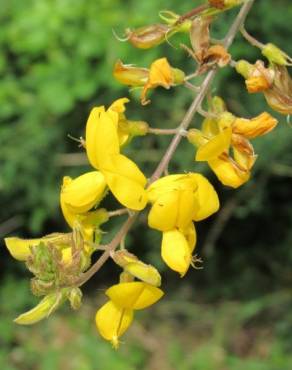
[75,0,256,288]
[175,4,209,25]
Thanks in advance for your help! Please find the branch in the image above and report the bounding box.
[75,0,256,287]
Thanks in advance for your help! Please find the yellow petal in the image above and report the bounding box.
[4,237,42,261]
[14,293,64,325]
[189,174,220,221]
[208,156,250,188]
[196,127,232,161]
[4,233,72,261]
[95,301,133,348]
[102,154,147,210]
[60,177,78,228]
[232,112,278,139]
[106,282,164,310]
[161,229,192,277]
[86,109,120,169]
[148,190,180,231]
[85,106,105,168]
[61,171,106,214]
[147,174,190,203]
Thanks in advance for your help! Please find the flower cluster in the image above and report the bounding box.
[187,97,278,188]
[3,0,291,349]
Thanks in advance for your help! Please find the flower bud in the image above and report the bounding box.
[125,120,149,137]
[262,43,292,66]
[112,250,161,287]
[172,68,186,84]
[68,288,83,310]
[235,60,253,79]
[126,24,170,49]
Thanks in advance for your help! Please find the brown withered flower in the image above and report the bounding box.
[236,60,292,114]
[263,65,292,115]
[188,16,231,74]
[124,24,170,49]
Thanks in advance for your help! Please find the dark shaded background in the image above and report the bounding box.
[1,1,292,369]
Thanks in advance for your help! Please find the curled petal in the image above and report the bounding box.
[102,154,147,210]
[161,229,192,277]
[141,58,175,105]
[61,171,107,214]
[106,282,164,310]
[95,301,133,349]
[232,112,278,139]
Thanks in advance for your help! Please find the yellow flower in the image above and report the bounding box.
[60,175,108,242]
[147,173,218,275]
[96,282,163,348]
[61,171,107,214]
[85,104,147,210]
[147,173,219,231]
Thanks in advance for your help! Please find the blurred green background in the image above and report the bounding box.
[1,0,292,369]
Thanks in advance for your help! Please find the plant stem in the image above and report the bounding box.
[240,26,265,49]
[175,4,209,25]
[75,0,256,288]
[108,208,129,218]
[148,128,183,135]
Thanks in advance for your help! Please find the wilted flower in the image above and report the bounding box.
[236,60,292,114]
[124,24,171,49]
[189,16,231,73]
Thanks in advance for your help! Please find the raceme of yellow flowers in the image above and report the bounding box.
[3,0,291,349]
